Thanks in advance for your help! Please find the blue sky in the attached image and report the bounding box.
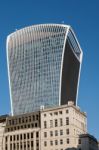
[0,0,99,139]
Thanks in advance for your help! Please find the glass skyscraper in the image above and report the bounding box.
[7,24,83,115]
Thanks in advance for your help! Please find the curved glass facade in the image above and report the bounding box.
[7,24,82,115]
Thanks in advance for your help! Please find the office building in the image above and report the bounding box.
[0,115,8,149]
[78,134,98,150]
[1,101,87,150]
[7,24,83,115]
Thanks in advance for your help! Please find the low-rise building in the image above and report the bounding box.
[1,102,98,150]
[1,101,87,150]
[40,101,87,150]
[78,134,98,150]
[0,115,8,150]
[4,111,40,150]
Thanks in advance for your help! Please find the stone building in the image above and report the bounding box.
[0,115,8,150]
[1,101,87,150]
[40,101,86,150]
[78,134,98,150]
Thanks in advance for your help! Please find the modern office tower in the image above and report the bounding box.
[7,24,83,115]
[2,101,87,150]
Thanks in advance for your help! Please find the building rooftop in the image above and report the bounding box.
[0,114,8,123]
[80,133,98,144]
[40,101,86,117]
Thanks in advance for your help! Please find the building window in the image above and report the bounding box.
[12,119,14,125]
[59,111,62,114]
[60,139,63,145]
[35,123,37,127]
[67,138,69,144]
[50,141,53,146]
[19,118,21,123]
[50,120,53,128]
[50,113,53,116]
[44,132,47,137]
[14,127,16,130]
[31,141,33,147]
[44,114,46,117]
[66,129,69,135]
[78,139,81,144]
[20,143,22,149]
[25,117,28,122]
[36,132,39,138]
[50,131,53,137]
[44,141,47,147]
[29,116,31,122]
[27,142,30,148]
[55,119,58,127]
[33,115,35,121]
[54,112,58,115]
[55,140,58,145]
[10,136,12,141]
[31,123,34,128]
[44,121,47,128]
[36,114,39,120]
[55,130,58,136]
[28,124,30,128]
[22,117,24,123]
[15,143,18,150]
[31,132,33,138]
[7,128,10,132]
[5,144,8,150]
[11,127,13,131]
[66,109,69,113]
[10,144,12,150]
[60,130,63,135]
[66,117,69,125]
[9,120,11,125]
[60,118,63,126]
[27,133,29,139]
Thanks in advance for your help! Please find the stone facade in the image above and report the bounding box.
[40,101,87,150]
[0,115,8,150]
[78,134,98,150]
[0,101,98,150]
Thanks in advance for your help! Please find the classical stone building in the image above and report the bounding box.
[0,115,8,150]
[78,134,98,150]
[0,101,88,150]
[40,101,86,150]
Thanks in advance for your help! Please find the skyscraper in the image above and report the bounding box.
[7,24,83,115]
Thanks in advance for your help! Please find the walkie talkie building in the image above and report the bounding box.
[7,24,83,115]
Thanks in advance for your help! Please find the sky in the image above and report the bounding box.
[0,0,99,140]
